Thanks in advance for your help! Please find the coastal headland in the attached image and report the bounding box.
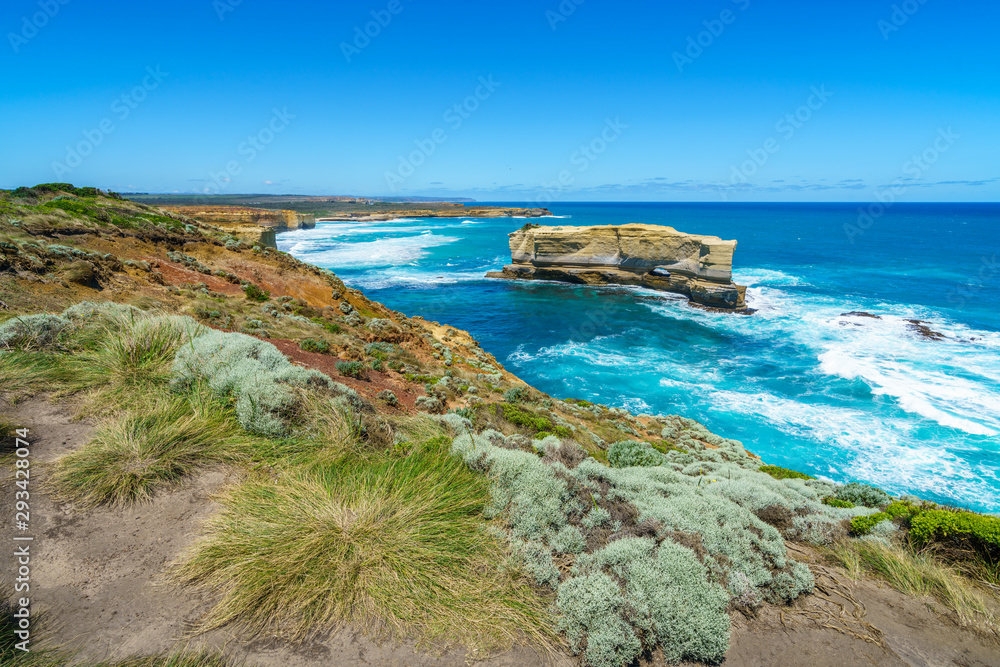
[151,198,551,247]
[1,185,997,667]
[487,223,751,311]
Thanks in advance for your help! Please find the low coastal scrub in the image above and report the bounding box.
[448,427,822,666]
[336,360,364,379]
[759,464,813,481]
[172,329,335,436]
[835,481,891,508]
[299,337,330,354]
[242,283,270,302]
[607,440,664,468]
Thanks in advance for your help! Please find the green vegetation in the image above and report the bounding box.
[242,283,270,302]
[493,403,555,435]
[822,496,855,509]
[850,512,891,536]
[11,183,101,199]
[0,314,69,350]
[310,317,341,334]
[170,437,553,650]
[449,427,821,666]
[299,338,330,354]
[835,481,891,508]
[760,464,814,481]
[607,440,664,468]
[172,329,337,437]
[50,395,244,507]
[336,360,364,379]
[502,386,527,403]
[910,509,1000,556]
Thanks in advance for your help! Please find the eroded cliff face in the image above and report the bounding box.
[489,223,749,311]
[160,206,315,247]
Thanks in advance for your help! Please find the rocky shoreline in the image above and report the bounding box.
[487,223,751,312]
[316,205,551,222]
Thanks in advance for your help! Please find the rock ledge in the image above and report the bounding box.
[486,223,750,311]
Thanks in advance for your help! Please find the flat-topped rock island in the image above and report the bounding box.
[486,223,751,312]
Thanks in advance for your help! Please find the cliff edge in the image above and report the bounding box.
[486,223,749,311]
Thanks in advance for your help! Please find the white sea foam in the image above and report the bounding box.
[733,268,805,287]
[288,233,460,268]
[348,269,489,290]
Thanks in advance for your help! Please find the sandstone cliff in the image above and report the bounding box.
[160,206,316,247]
[487,223,749,311]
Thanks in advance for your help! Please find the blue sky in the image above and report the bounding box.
[2,0,998,201]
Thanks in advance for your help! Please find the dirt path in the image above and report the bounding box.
[2,397,999,667]
[0,397,570,666]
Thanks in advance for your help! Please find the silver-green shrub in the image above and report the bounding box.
[0,314,68,350]
[556,571,641,667]
[62,301,145,328]
[170,329,333,436]
[835,482,891,508]
[607,440,663,468]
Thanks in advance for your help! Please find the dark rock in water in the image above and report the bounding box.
[907,319,946,341]
[689,301,756,315]
[841,311,882,319]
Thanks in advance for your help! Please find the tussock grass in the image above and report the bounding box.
[169,437,556,653]
[49,393,246,507]
[826,539,1000,635]
[105,647,241,667]
[65,316,200,412]
[0,351,77,399]
[0,314,199,411]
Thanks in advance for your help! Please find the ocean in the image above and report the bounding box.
[276,202,1000,513]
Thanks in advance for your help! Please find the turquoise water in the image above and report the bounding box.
[277,203,1000,513]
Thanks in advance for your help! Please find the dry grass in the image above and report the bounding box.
[825,539,1000,637]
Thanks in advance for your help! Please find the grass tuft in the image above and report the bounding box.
[825,539,1000,635]
[169,437,555,652]
[49,393,244,507]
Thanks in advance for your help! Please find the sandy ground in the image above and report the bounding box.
[2,396,999,667]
